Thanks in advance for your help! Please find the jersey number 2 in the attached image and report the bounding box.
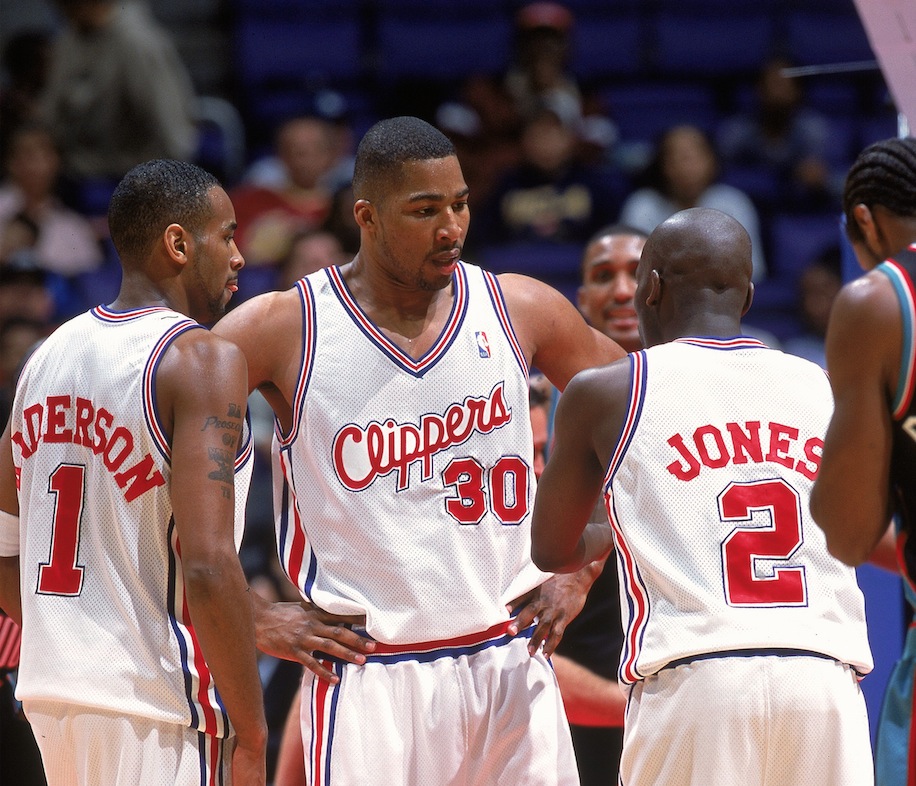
[719,479,807,606]
[37,464,86,596]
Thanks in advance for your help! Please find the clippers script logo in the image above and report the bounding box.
[476,331,490,358]
[333,382,512,491]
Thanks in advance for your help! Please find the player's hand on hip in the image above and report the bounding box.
[254,600,375,683]
[510,570,594,657]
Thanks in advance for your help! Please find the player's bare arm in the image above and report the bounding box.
[811,272,900,565]
[0,424,21,625]
[213,289,304,432]
[532,362,630,574]
[158,330,267,780]
[213,290,378,678]
[498,273,625,392]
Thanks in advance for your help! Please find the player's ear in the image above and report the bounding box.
[851,203,875,241]
[353,199,374,229]
[164,223,191,267]
[645,269,662,306]
[741,281,754,317]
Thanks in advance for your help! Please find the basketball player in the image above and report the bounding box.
[213,116,624,784]
[549,224,647,786]
[811,135,916,786]
[532,207,874,785]
[0,160,267,785]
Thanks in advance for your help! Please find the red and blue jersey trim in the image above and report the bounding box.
[167,519,230,739]
[481,269,529,382]
[325,263,468,378]
[673,336,770,352]
[604,350,651,684]
[277,278,318,448]
[143,319,203,462]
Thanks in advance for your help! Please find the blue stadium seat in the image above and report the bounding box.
[475,242,584,305]
[785,11,874,68]
[650,13,775,77]
[235,16,363,89]
[375,16,513,83]
[570,14,645,80]
[602,82,719,145]
[767,212,844,282]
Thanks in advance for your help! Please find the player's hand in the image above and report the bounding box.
[509,563,601,657]
[253,600,375,683]
[231,736,266,786]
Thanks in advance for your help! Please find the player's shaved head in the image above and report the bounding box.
[637,208,754,345]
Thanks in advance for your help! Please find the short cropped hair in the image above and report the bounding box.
[351,116,455,202]
[108,159,221,261]
[843,137,916,244]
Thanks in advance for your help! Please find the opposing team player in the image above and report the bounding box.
[811,135,916,786]
[0,160,267,786]
[532,207,874,785]
[213,115,624,785]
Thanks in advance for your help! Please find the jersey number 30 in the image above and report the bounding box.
[37,464,86,596]
[719,478,807,607]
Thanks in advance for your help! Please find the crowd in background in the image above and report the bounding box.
[0,0,900,781]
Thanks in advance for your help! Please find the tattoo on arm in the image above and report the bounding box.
[207,447,234,485]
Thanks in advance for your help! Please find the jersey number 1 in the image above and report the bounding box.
[37,464,86,596]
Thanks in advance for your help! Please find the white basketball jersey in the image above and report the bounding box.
[9,305,253,735]
[273,262,548,644]
[605,337,872,684]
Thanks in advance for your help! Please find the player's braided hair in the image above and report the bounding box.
[843,137,916,244]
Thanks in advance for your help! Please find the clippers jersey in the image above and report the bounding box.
[878,246,916,588]
[7,306,253,735]
[273,262,548,644]
[604,337,872,685]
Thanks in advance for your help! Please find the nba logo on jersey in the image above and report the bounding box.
[475,331,490,358]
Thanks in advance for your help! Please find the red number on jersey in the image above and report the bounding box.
[442,455,531,525]
[37,464,86,596]
[719,478,807,606]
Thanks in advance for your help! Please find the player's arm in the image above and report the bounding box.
[213,289,302,428]
[810,273,899,565]
[532,364,628,573]
[552,653,626,727]
[498,273,626,391]
[213,292,378,678]
[0,423,21,625]
[159,331,267,783]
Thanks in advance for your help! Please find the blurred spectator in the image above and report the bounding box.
[0,122,104,277]
[505,2,581,126]
[40,0,197,182]
[436,75,525,208]
[322,183,360,257]
[0,317,47,428]
[0,30,52,162]
[620,124,767,281]
[244,91,355,195]
[717,57,841,209]
[436,1,616,208]
[471,106,619,249]
[0,254,57,327]
[277,228,348,291]
[782,245,843,368]
[231,115,340,268]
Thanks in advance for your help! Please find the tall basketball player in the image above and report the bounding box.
[0,160,267,785]
[811,135,916,786]
[214,116,624,785]
[533,207,874,785]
